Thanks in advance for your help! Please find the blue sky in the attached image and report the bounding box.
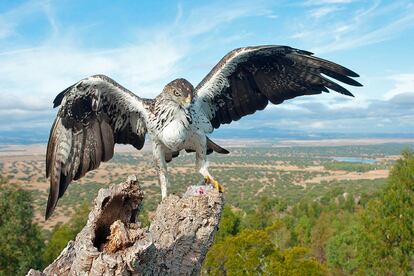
[0,0,413,138]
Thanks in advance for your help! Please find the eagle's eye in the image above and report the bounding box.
[173,90,180,97]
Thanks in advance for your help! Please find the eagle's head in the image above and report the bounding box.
[162,78,194,108]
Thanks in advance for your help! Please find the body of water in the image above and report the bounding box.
[333,157,377,164]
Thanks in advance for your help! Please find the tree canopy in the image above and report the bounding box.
[0,181,45,276]
[203,149,414,275]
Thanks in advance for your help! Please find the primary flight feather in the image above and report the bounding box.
[45,45,362,219]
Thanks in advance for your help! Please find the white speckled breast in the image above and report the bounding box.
[160,120,188,150]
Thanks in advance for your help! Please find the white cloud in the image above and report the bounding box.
[233,92,414,133]
[289,1,414,54]
[290,30,312,39]
[180,3,267,37]
[309,6,341,18]
[304,0,355,5]
[0,41,184,109]
[384,74,414,100]
[0,0,412,136]
[0,0,267,132]
[313,9,414,53]
[333,24,351,34]
[309,121,327,129]
[0,0,50,41]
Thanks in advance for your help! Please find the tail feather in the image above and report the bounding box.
[207,137,229,154]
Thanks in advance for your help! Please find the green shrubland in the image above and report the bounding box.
[0,147,413,275]
[0,180,44,275]
[202,149,414,275]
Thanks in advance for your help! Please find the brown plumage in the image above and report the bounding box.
[45,45,361,219]
[195,46,362,128]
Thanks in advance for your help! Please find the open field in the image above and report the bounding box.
[0,140,412,231]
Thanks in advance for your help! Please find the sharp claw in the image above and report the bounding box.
[204,176,224,193]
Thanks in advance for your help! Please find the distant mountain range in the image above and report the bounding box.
[1,127,414,145]
[0,128,50,144]
[211,127,414,140]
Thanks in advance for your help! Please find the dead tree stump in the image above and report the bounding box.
[27,175,224,275]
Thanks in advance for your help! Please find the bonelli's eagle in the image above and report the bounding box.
[45,45,361,219]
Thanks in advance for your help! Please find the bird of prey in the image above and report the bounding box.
[45,45,361,219]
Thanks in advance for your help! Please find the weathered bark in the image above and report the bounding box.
[27,175,224,275]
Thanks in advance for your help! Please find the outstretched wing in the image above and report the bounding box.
[45,75,150,219]
[194,45,362,129]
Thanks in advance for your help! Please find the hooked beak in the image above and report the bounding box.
[185,95,192,104]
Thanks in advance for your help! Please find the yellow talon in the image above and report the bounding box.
[204,176,224,193]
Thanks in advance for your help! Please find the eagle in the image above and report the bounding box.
[45,45,361,219]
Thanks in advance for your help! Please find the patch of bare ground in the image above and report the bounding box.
[376,155,401,162]
[255,184,268,196]
[0,144,46,157]
[211,163,325,172]
[0,140,402,230]
[275,138,414,147]
[296,169,389,187]
[34,211,70,230]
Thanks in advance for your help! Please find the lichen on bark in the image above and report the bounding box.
[27,175,223,276]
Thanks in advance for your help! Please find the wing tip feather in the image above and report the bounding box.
[346,69,360,78]
[45,172,60,220]
[45,195,56,220]
[53,84,74,108]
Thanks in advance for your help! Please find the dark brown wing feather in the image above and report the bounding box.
[194,45,362,128]
[45,75,149,219]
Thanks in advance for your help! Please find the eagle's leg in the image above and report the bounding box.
[153,143,169,199]
[196,146,224,193]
